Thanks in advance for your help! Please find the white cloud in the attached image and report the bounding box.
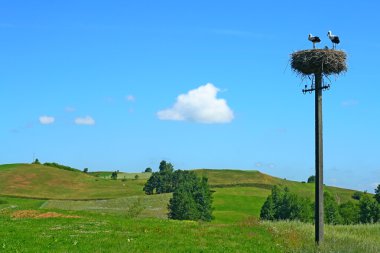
[75,116,95,125]
[126,95,135,102]
[157,83,234,124]
[39,116,55,125]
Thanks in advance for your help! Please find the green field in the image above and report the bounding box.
[1,163,379,252]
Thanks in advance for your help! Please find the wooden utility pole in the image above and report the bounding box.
[292,47,347,245]
[314,72,324,244]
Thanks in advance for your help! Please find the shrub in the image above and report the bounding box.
[307,175,315,183]
[352,191,364,200]
[260,185,313,223]
[339,201,359,224]
[111,171,118,180]
[324,192,342,224]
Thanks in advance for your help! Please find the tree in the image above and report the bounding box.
[307,175,316,183]
[134,174,139,180]
[144,167,152,173]
[339,201,359,224]
[143,173,159,194]
[143,160,175,194]
[324,192,342,224]
[168,170,213,221]
[359,194,378,223]
[32,158,41,165]
[111,171,118,180]
[375,184,380,204]
[159,160,174,174]
[83,168,88,173]
[260,195,275,220]
[260,185,313,223]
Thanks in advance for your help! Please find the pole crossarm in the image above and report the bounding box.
[302,84,330,94]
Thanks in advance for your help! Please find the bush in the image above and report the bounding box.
[339,201,359,224]
[352,191,364,200]
[260,185,313,223]
[307,175,315,183]
[324,192,342,224]
[359,194,379,223]
[144,167,152,173]
[111,171,118,180]
[375,184,380,204]
[32,158,41,165]
[43,162,81,173]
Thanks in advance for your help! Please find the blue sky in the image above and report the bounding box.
[1,0,379,192]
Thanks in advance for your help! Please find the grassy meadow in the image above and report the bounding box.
[1,163,379,252]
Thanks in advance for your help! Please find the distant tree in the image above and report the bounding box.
[260,195,275,220]
[144,167,152,173]
[168,170,213,221]
[143,160,175,194]
[159,160,174,174]
[352,191,364,200]
[375,184,380,204]
[339,201,359,224]
[359,194,378,223]
[324,192,342,224]
[111,171,118,180]
[307,175,316,183]
[134,174,139,180]
[32,158,41,165]
[143,172,160,194]
[83,168,88,173]
[260,185,313,223]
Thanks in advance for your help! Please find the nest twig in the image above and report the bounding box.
[291,49,347,76]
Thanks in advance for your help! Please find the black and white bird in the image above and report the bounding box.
[308,34,321,49]
[327,31,340,49]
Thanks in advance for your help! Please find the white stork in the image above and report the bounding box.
[308,34,321,49]
[327,31,340,49]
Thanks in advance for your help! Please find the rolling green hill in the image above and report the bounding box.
[1,163,378,252]
[0,164,145,200]
[1,164,359,223]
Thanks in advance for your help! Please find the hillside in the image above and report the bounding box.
[0,164,357,204]
[0,164,145,200]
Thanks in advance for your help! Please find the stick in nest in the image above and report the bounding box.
[291,49,347,76]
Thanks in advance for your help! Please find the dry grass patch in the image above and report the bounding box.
[11,210,81,219]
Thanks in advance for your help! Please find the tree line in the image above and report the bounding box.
[143,160,213,221]
[260,184,380,224]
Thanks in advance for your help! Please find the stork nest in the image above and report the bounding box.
[291,49,347,76]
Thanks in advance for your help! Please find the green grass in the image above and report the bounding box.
[0,212,281,253]
[90,171,152,180]
[0,164,145,199]
[1,164,377,252]
[212,186,270,223]
[262,221,380,253]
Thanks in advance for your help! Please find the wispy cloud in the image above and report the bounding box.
[75,116,95,125]
[212,29,268,39]
[341,99,359,107]
[65,106,76,112]
[39,116,55,125]
[157,83,234,124]
[126,95,135,102]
